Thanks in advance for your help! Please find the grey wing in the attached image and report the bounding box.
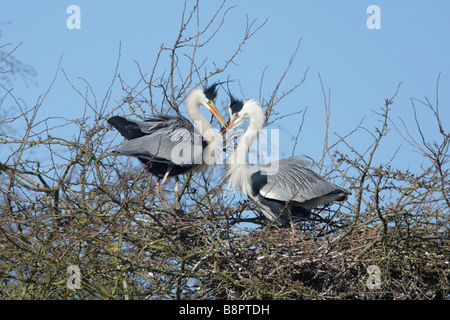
[253,156,348,206]
[111,115,205,165]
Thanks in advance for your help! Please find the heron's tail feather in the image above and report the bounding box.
[107,116,146,140]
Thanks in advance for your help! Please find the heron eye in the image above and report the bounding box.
[208,100,212,104]
[234,113,239,117]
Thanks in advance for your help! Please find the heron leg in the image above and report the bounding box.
[157,169,172,207]
[154,178,168,207]
[289,217,296,236]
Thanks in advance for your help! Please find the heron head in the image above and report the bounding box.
[227,96,255,130]
[190,83,227,128]
[190,83,217,112]
[203,83,219,103]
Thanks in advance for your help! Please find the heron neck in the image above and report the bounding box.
[231,106,264,165]
[226,104,265,194]
[186,92,215,144]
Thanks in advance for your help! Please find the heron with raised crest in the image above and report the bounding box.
[108,83,227,206]
[225,95,350,226]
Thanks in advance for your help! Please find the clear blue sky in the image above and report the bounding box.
[2,0,450,173]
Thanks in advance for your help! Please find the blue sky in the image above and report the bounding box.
[2,0,450,174]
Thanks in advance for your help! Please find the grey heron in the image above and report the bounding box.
[225,96,350,225]
[108,84,227,206]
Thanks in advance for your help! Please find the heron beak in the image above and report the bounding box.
[226,117,236,130]
[208,102,228,129]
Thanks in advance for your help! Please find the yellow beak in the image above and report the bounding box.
[208,102,228,129]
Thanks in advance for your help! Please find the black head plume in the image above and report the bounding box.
[229,94,244,115]
[203,83,219,101]
[221,78,243,114]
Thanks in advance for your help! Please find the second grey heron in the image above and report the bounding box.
[108,84,227,206]
[225,96,350,225]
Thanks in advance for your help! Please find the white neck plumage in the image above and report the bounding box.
[186,89,215,142]
[186,89,223,167]
[226,100,265,195]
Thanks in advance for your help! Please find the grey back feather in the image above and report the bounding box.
[252,156,348,205]
[110,115,206,165]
